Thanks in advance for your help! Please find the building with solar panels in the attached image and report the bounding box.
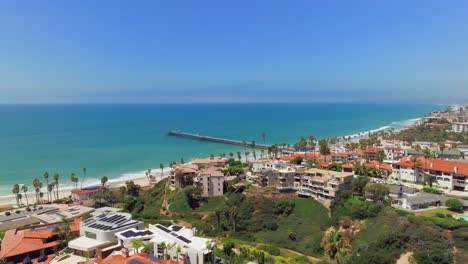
[68,212,144,257]
[147,224,213,264]
[114,224,214,263]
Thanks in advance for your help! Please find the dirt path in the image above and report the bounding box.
[396,252,413,264]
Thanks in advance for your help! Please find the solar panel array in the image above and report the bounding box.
[155,224,171,233]
[120,230,153,238]
[171,225,183,232]
[84,213,136,231]
[177,235,192,244]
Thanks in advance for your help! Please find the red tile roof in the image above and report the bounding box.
[365,147,379,153]
[0,219,80,258]
[71,188,101,195]
[365,160,392,171]
[395,157,468,177]
[0,229,58,259]
[332,152,348,157]
[341,164,353,169]
[280,153,320,161]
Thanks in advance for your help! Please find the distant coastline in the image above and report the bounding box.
[0,103,441,197]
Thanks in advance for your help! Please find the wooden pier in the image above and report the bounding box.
[167,130,271,149]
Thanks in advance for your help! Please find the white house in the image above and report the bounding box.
[68,212,143,256]
[150,224,213,264]
[393,157,468,192]
[252,159,288,172]
[452,122,468,133]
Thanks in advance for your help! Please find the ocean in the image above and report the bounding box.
[0,103,440,195]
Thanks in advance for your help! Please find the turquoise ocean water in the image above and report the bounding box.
[0,103,440,195]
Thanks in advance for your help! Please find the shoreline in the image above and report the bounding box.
[0,173,169,207]
[0,109,437,203]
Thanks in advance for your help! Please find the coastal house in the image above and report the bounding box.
[150,224,213,264]
[0,219,80,263]
[114,224,213,264]
[191,157,226,169]
[252,159,288,172]
[297,168,353,200]
[383,146,404,162]
[452,122,468,133]
[252,166,303,190]
[71,186,101,204]
[364,147,379,161]
[331,152,348,163]
[68,212,143,257]
[393,157,468,192]
[194,168,225,197]
[398,193,441,211]
[170,163,199,188]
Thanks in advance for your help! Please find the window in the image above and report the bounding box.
[85,231,96,239]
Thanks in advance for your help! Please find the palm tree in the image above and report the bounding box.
[260,149,265,158]
[319,140,331,162]
[101,176,108,187]
[424,174,438,188]
[53,173,60,200]
[21,185,29,207]
[215,209,221,229]
[81,167,87,189]
[439,143,445,159]
[253,151,257,160]
[236,151,242,161]
[423,148,432,165]
[159,242,167,259]
[70,173,77,189]
[43,172,49,201]
[230,207,239,231]
[18,193,23,207]
[308,135,316,152]
[160,163,164,176]
[12,184,20,207]
[262,132,267,144]
[130,238,144,254]
[180,157,184,164]
[229,152,234,159]
[53,218,72,245]
[245,151,250,162]
[47,183,55,201]
[376,149,385,168]
[32,178,42,204]
[176,246,182,262]
[410,156,421,182]
[321,230,351,264]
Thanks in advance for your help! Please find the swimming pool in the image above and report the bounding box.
[455,215,468,221]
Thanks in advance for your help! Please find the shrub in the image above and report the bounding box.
[223,240,235,256]
[445,198,463,212]
[435,212,445,218]
[257,244,280,256]
[422,186,441,194]
[263,217,279,231]
[292,156,304,165]
[274,200,295,216]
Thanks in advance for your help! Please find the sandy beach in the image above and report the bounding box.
[0,173,168,207]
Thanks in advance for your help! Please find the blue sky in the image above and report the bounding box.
[1,1,467,103]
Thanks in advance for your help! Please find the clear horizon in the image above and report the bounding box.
[1,1,468,104]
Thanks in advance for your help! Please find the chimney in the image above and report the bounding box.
[454,166,458,174]
[430,163,433,168]
[121,247,129,258]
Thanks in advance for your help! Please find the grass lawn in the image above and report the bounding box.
[414,207,454,217]
[254,197,331,257]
